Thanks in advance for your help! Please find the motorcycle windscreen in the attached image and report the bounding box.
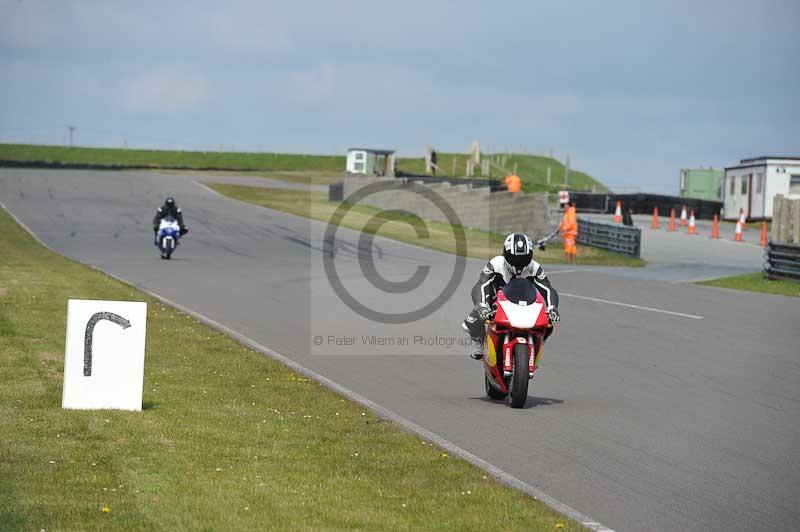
[501,278,541,304]
[159,217,180,230]
[498,278,545,329]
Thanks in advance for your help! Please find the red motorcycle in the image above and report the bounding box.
[482,278,552,408]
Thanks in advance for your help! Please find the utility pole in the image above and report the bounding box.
[68,126,76,147]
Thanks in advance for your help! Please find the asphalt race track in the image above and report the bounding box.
[2,169,799,532]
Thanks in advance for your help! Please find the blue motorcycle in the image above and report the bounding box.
[155,217,181,259]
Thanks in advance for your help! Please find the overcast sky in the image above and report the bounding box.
[1,1,798,192]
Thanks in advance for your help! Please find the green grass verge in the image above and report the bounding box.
[0,207,585,530]
[397,153,606,193]
[0,144,607,192]
[0,143,344,172]
[206,183,645,267]
[697,272,800,297]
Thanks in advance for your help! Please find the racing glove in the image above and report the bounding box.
[547,307,560,324]
[475,302,494,320]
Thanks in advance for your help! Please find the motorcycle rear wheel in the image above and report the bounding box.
[509,343,530,408]
[484,373,507,400]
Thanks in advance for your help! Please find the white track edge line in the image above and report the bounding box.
[0,199,617,532]
[561,292,703,319]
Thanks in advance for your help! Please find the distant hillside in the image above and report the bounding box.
[0,144,607,192]
[0,144,344,173]
[397,153,607,193]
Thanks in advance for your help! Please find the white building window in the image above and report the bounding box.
[729,176,736,195]
[790,175,800,195]
[741,176,748,195]
[355,152,364,161]
[756,173,763,194]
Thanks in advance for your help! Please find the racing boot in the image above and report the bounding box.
[461,321,484,360]
[469,338,484,360]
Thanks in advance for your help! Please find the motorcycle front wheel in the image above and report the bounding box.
[162,239,174,260]
[509,343,529,408]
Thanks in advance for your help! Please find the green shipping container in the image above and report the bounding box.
[680,168,723,201]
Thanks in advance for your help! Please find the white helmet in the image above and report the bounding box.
[503,233,533,274]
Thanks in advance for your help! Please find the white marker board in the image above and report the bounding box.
[62,299,147,411]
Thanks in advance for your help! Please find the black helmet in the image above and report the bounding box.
[503,233,533,274]
[165,197,175,208]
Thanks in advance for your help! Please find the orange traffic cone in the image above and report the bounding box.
[687,211,697,234]
[710,214,720,239]
[738,209,746,231]
[614,201,622,223]
[651,206,660,229]
[680,205,688,227]
[734,221,743,242]
[667,208,677,232]
[759,220,768,247]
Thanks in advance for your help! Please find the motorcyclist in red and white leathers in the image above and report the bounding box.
[462,233,560,359]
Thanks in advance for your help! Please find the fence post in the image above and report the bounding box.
[771,195,782,242]
[780,196,792,243]
[793,199,800,244]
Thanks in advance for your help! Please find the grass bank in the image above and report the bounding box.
[0,144,607,193]
[0,143,344,172]
[397,153,605,193]
[206,183,644,267]
[697,272,800,297]
[0,207,584,530]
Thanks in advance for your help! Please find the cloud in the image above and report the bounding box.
[287,64,336,104]
[209,5,293,53]
[0,0,66,48]
[125,70,210,113]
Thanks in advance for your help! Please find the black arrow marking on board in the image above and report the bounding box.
[84,312,131,376]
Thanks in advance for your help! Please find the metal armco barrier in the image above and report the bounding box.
[570,192,722,220]
[764,241,800,280]
[577,216,641,257]
[568,192,609,213]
